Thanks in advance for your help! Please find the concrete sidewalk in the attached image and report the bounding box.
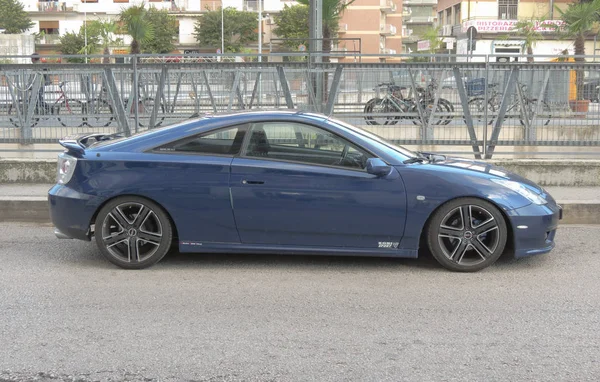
[0,184,598,224]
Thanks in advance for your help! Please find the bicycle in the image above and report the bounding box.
[466,81,551,126]
[7,80,84,128]
[84,86,166,128]
[364,80,453,126]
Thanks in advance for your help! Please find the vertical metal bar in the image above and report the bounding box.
[515,81,531,140]
[150,66,167,129]
[170,72,183,114]
[324,66,343,116]
[277,66,295,109]
[248,72,262,109]
[202,71,217,113]
[426,69,446,140]
[190,75,200,116]
[486,67,519,159]
[408,68,427,135]
[104,68,131,136]
[235,73,246,110]
[228,72,242,112]
[6,74,24,131]
[273,69,281,108]
[453,67,482,159]
[483,55,489,158]
[304,70,316,111]
[24,74,42,141]
[132,56,139,133]
[528,69,551,141]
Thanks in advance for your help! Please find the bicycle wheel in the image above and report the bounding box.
[8,104,38,128]
[465,98,495,125]
[134,97,165,128]
[412,101,446,126]
[85,99,114,128]
[519,99,551,126]
[438,98,454,125]
[57,99,85,127]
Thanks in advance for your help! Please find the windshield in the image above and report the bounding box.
[328,117,417,159]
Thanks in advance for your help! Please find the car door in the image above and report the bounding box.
[229,121,407,249]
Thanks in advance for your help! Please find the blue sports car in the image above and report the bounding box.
[49,111,561,272]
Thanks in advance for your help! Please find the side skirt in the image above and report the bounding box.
[179,241,418,258]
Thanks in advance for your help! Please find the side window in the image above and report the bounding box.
[155,125,247,155]
[244,122,372,170]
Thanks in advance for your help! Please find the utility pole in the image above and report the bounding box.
[309,0,323,110]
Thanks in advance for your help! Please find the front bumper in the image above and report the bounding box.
[507,202,562,258]
[48,184,101,241]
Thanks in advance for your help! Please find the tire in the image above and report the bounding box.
[85,99,114,128]
[411,101,446,126]
[363,98,398,126]
[438,98,454,125]
[57,99,85,127]
[8,104,38,128]
[95,196,173,269]
[519,99,551,126]
[465,97,495,125]
[426,198,508,272]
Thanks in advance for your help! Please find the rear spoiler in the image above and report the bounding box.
[58,133,123,157]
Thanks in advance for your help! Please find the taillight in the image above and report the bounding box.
[56,153,77,185]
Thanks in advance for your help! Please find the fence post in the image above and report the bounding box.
[453,67,482,159]
[486,67,520,159]
[527,70,551,142]
[150,66,167,129]
[249,72,262,109]
[132,55,139,132]
[324,66,343,116]
[408,68,427,137]
[201,71,218,113]
[23,73,42,141]
[426,69,447,140]
[103,68,131,137]
[276,66,295,109]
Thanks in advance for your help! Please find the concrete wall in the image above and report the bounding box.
[0,35,35,63]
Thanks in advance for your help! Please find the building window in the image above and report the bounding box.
[39,21,59,35]
[498,0,518,20]
[445,8,452,25]
[438,11,444,25]
[454,4,461,24]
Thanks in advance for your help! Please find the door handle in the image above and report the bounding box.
[242,180,265,185]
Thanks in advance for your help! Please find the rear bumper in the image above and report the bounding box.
[507,202,561,259]
[48,184,101,241]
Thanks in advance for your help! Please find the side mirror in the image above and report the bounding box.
[366,158,392,177]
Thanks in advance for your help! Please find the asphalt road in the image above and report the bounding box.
[1,223,599,381]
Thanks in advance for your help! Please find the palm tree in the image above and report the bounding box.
[422,26,443,62]
[87,19,122,63]
[296,0,355,62]
[512,18,543,63]
[119,3,154,55]
[556,0,600,99]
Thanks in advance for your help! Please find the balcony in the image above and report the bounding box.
[404,16,436,24]
[402,7,412,17]
[380,48,397,55]
[37,34,61,44]
[402,0,437,5]
[37,1,69,12]
[380,24,397,36]
[339,23,348,33]
[380,0,396,13]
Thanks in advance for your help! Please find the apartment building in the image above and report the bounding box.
[24,0,286,55]
[337,0,402,62]
[402,0,437,54]
[436,0,597,61]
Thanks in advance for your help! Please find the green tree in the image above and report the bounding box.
[272,4,309,51]
[119,3,155,55]
[194,7,257,52]
[512,17,544,63]
[556,0,600,98]
[143,8,177,53]
[421,26,443,61]
[59,32,88,63]
[0,0,33,34]
[296,0,355,62]
[86,19,122,63]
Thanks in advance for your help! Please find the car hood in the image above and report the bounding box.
[431,157,545,195]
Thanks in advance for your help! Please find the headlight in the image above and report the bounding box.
[491,179,547,205]
[56,153,77,185]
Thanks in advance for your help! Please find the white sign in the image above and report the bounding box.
[462,19,565,34]
[417,40,430,51]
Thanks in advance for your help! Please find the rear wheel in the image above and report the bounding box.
[426,198,507,272]
[57,99,85,127]
[95,196,173,269]
[465,97,495,125]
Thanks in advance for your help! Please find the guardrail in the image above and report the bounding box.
[1,53,600,158]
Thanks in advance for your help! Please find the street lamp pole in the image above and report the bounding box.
[221,4,224,55]
[84,8,88,63]
[258,0,262,62]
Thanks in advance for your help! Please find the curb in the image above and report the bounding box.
[0,199,597,225]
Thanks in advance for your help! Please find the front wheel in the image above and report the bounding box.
[95,197,173,269]
[519,99,551,126]
[426,198,508,272]
[465,98,495,125]
[57,99,85,127]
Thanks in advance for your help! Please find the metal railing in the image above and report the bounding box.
[1,53,600,158]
